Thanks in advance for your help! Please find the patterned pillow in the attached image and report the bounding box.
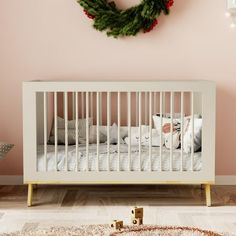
[48,116,93,145]
[0,142,14,159]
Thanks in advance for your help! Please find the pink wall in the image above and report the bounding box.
[0,0,236,175]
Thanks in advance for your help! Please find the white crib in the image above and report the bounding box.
[23,81,216,207]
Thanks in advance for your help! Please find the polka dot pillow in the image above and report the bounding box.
[0,142,14,159]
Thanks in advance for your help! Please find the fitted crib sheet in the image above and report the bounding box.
[37,144,202,172]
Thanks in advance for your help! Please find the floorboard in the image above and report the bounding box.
[0,185,236,234]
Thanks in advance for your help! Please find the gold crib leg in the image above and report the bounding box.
[205,184,211,207]
[27,184,33,207]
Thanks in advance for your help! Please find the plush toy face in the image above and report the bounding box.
[124,128,163,147]
[132,134,150,146]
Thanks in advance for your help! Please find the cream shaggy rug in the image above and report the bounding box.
[0,225,234,236]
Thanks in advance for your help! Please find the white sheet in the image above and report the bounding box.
[37,144,202,172]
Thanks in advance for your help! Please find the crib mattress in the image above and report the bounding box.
[37,144,202,172]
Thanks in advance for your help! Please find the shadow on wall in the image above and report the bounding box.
[216,85,236,174]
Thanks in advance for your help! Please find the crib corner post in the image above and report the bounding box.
[205,184,211,207]
[27,183,33,207]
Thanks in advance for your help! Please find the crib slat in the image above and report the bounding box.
[64,92,68,172]
[170,92,173,172]
[153,92,157,115]
[139,92,142,171]
[62,92,65,118]
[54,92,58,172]
[128,92,131,171]
[97,92,100,171]
[100,93,102,126]
[81,92,84,119]
[163,92,166,114]
[149,92,152,171]
[107,92,110,171]
[145,92,148,125]
[117,92,121,171]
[191,92,194,171]
[160,92,163,172]
[180,92,184,172]
[90,92,93,124]
[43,92,47,172]
[75,92,79,172]
[136,92,138,126]
[72,92,75,120]
[86,92,89,171]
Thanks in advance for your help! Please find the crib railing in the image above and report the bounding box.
[23,81,216,184]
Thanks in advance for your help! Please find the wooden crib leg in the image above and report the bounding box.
[205,184,211,207]
[27,184,33,207]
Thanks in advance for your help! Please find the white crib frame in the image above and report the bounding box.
[23,81,216,207]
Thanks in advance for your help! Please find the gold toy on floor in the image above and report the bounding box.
[110,207,144,231]
[131,207,143,226]
[110,220,124,230]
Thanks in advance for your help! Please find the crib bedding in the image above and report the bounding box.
[37,144,202,172]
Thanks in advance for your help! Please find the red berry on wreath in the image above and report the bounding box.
[144,19,158,33]
[83,10,95,19]
[166,0,174,9]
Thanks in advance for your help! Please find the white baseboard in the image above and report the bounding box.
[0,175,236,185]
[0,175,23,185]
[215,175,236,185]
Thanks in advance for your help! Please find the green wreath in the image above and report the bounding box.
[77,0,174,38]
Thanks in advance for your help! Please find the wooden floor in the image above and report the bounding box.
[0,185,236,234]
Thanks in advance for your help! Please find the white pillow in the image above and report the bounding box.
[106,123,125,144]
[124,126,164,147]
[183,117,202,153]
[99,125,128,139]
[87,124,127,145]
[89,125,107,144]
